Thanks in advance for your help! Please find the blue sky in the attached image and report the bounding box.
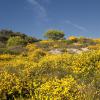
[0,0,100,38]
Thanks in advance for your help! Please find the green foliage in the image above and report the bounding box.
[78,37,95,45]
[0,29,38,49]
[44,30,65,40]
[0,29,14,42]
[7,36,26,47]
[25,36,39,43]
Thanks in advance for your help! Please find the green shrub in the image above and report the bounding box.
[44,30,65,40]
[7,36,26,47]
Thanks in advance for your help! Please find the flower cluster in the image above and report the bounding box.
[0,45,100,100]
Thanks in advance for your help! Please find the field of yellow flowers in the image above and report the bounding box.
[0,43,100,100]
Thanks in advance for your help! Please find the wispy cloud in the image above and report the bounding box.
[27,0,48,21]
[65,20,89,32]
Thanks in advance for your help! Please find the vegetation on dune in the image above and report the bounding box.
[0,49,100,100]
[7,36,26,47]
[0,29,39,54]
[44,30,65,40]
[0,29,100,100]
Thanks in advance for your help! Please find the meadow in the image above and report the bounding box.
[0,44,100,100]
[0,30,100,100]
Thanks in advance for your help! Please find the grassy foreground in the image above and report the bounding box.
[0,43,100,100]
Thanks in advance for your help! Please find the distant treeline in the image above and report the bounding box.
[0,29,39,45]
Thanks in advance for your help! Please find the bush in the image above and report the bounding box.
[28,49,46,62]
[44,30,65,40]
[68,36,78,42]
[35,76,78,100]
[88,45,100,50]
[0,49,100,99]
[7,36,26,47]
[26,43,37,52]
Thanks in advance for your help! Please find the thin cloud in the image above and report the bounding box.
[27,0,48,21]
[65,20,89,32]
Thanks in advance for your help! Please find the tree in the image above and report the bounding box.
[44,30,65,40]
[7,36,26,47]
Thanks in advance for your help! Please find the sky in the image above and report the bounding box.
[0,0,100,38]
